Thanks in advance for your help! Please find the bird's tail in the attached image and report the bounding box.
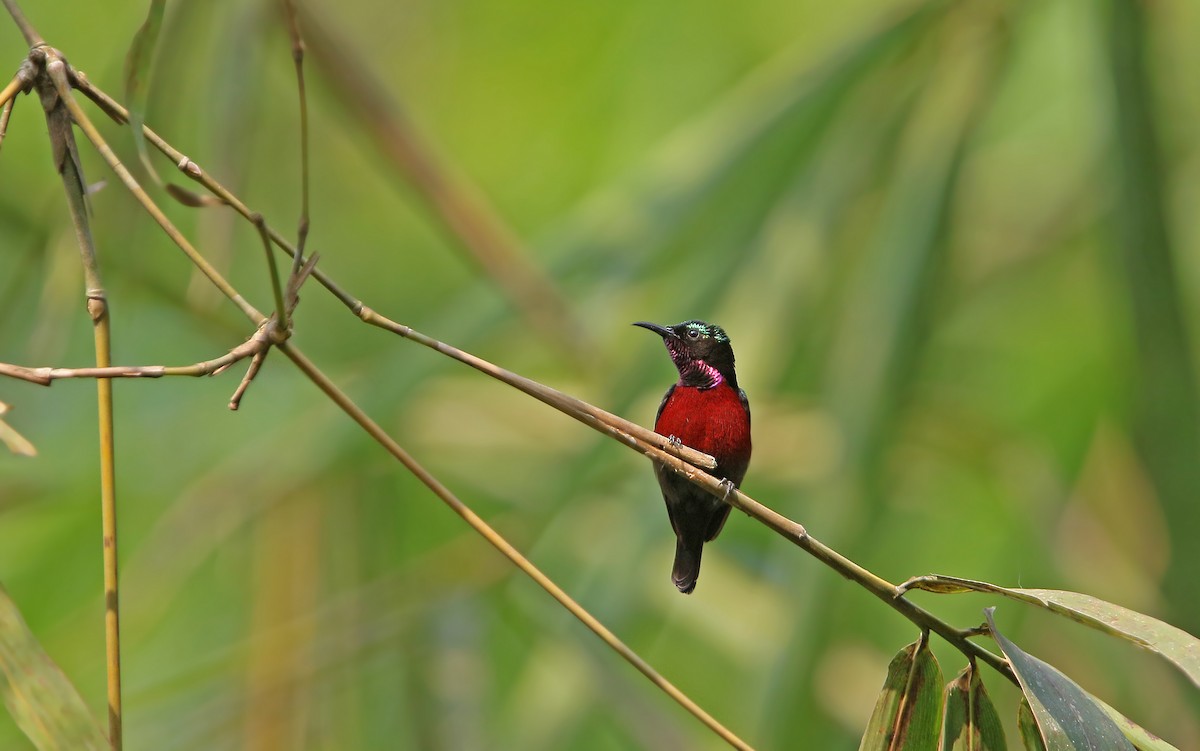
[672,536,703,595]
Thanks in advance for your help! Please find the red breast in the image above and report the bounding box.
[654,381,752,483]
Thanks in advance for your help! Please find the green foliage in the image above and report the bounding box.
[986,609,1134,751]
[2,0,1200,748]
[941,664,1006,751]
[857,636,943,751]
[0,587,106,750]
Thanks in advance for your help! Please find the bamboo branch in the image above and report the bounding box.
[0,69,28,109]
[0,319,281,386]
[31,49,122,750]
[0,95,14,153]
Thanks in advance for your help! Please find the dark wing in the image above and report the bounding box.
[654,383,677,425]
[739,388,751,428]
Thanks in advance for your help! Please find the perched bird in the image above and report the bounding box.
[634,320,752,594]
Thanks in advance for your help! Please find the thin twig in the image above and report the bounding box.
[228,349,268,411]
[252,213,288,329]
[278,342,757,751]
[0,96,14,153]
[281,0,310,263]
[0,72,24,110]
[0,319,279,386]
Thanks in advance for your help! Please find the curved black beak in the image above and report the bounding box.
[632,321,675,338]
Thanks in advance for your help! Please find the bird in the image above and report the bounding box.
[633,320,751,594]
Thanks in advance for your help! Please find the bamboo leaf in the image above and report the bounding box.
[942,663,1007,751]
[985,609,1134,751]
[1105,0,1200,633]
[0,586,107,750]
[902,576,1200,688]
[858,635,943,750]
[1018,699,1048,751]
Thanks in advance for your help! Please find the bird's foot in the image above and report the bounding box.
[719,479,737,502]
[667,435,682,449]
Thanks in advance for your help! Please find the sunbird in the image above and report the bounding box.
[634,320,752,594]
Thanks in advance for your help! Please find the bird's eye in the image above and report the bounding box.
[687,328,701,340]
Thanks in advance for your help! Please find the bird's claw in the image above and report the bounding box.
[667,435,682,449]
[719,479,737,502]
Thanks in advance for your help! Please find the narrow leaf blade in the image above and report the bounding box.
[1018,699,1049,751]
[897,637,943,750]
[859,642,918,751]
[0,586,107,749]
[942,664,1007,751]
[904,576,1200,688]
[858,636,942,751]
[985,609,1134,751]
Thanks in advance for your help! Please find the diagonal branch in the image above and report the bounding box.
[280,342,757,750]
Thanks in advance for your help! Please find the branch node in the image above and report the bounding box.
[16,57,37,91]
[176,156,202,179]
[86,293,107,323]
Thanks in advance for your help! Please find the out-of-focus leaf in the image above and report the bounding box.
[548,0,949,300]
[123,0,165,184]
[985,609,1134,751]
[901,576,1200,688]
[858,635,942,750]
[1018,699,1048,751]
[1087,693,1181,751]
[0,586,107,750]
[0,402,36,457]
[1105,0,1200,635]
[941,663,1007,751]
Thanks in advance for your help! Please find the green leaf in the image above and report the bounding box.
[901,576,1200,688]
[858,635,943,751]
[0,586,107,750]
[985,609,1134,751]
[942,663,1007,751]
[1018,699,1048,751]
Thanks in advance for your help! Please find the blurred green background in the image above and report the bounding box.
[2,0,1200,748]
